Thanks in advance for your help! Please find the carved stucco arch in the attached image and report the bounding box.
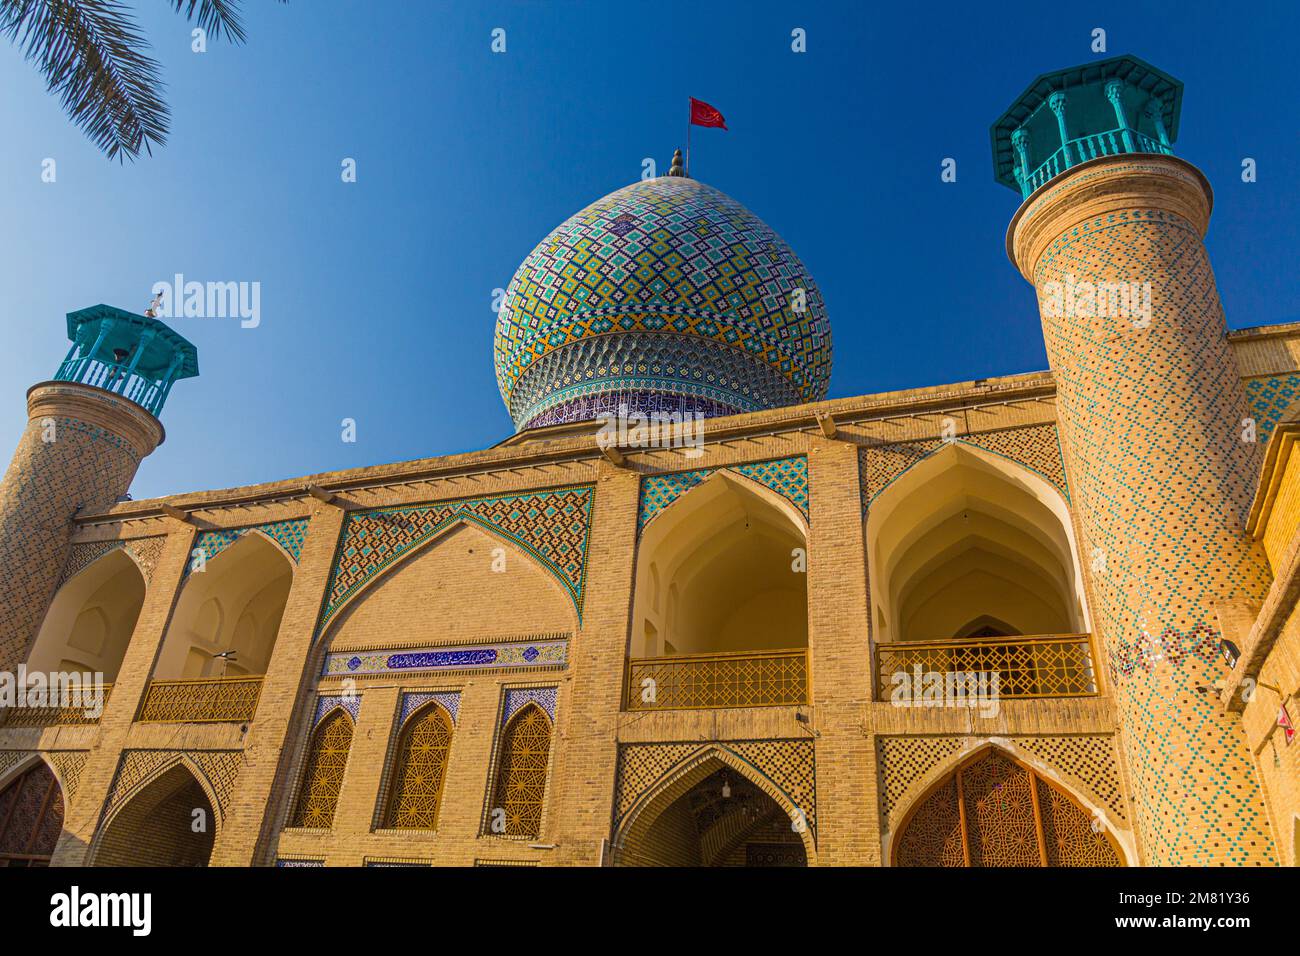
[612,744,816,866]
[882,739,1134,867]
[316,514,580,647]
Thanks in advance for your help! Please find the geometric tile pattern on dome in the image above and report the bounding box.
[494,175,831,428]
[508,331,800,428]
[1243,373,1300,446]
[185,518,309,576]
[1034,202,1276,865]
[612,739,817,839]
[318,486,594,631]
[859,424,1071,508]
[638,456,808,533]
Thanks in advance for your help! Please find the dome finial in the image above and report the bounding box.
[667,148,686,177]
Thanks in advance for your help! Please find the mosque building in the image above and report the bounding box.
[0,55,1296,867]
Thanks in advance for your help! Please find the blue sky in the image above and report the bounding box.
[1,0,1296,500]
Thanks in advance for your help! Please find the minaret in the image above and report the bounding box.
[995,56,1276,865]
[0,305,198,672]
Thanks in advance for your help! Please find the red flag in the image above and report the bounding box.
[1280,703,1295,744]
[690,97,727,130]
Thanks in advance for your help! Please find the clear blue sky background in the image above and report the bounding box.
[1,0,1296,500]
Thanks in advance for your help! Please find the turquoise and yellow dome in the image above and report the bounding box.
[494,166,832,431]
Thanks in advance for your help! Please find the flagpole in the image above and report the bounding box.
[686,98,691,176]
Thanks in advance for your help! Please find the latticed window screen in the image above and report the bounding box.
[895,748,1121,867]
[0,762,64,866]
[289,709,354,829]
[382,703,454,830]
[490,704,552,838]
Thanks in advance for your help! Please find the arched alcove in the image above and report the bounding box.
[27,549,145,681]
[614,750,812,867]
[323,522,576,652]
[153,532,292,679]
[867,444,1089,643]
[632,472,808,658]
[92,764,216,866]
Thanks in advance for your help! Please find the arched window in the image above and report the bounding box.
[894,748,1122,867]
[382,703,453,830]
[290,709,354,829]
[0,762,64,866]
[489,704,552,838]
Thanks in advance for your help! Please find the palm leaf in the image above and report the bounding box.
[168,0,247,44]
[1,0,168,160]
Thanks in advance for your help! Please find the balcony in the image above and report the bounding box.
[137,676,263,723]
[624,648,808,711]
[0,683,113,727]
[1020,127,1171,197]
[876,633,1098,701]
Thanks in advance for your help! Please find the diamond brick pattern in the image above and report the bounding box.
[1033,199,1275,865]
[638,455,808,532]
[860,423,1070,507]
[186,518,309,576]
[319,487,594,631]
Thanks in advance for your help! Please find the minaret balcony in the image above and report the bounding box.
[1019,127,1172,198]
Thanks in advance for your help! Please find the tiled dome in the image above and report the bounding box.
[494,173,832,431]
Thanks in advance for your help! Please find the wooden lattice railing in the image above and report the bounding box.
[0,683,114,727]
[137,676,263,723]
[875,633,1098,700]
[624,648,808,711]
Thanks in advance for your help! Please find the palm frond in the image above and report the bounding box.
[1,0,168,161]
[167,0,245,44]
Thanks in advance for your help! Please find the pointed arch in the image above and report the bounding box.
[866,442,1091,643]
[288,708,354,829]
[381,701,454,830]
[91,760,218,866]
[488,703,552,838]
[631,469,809,659]
[319,516,579,648]
[27,547,146,681]
[888,743,1127,867]
[613,745,815,866]
[154,531,294,680]
[0,756,66,866]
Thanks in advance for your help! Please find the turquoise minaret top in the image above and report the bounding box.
[53,304,199,417]
[991,54,1183,199]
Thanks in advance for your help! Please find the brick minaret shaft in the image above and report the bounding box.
[0,382,161,671]
[1010,154,1276,864]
